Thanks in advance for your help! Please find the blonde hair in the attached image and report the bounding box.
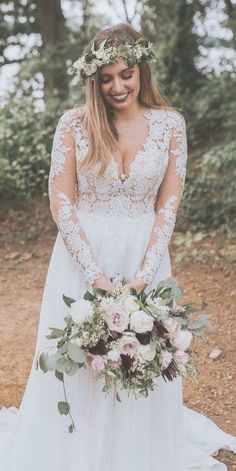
[79,23,173,176]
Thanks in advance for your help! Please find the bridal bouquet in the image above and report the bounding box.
[36,277,211,433]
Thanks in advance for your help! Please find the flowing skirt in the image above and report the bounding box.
[0,211,235,471]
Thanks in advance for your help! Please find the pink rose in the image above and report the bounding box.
[91,355,106,372]
[160,350,173,369]
[163,318,180,340]
[120,334,139,358]
[107,307,129,333]
[174,350,189,365]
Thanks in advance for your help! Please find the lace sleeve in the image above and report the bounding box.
[48,110,103,285]
[136,113,188,285]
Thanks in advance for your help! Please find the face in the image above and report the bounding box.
[98,59,141,110]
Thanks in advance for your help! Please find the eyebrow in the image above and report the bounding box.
[99,67,135,77]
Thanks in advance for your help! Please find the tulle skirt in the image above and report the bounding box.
[0,211,235,471]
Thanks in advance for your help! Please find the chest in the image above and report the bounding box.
[113,120,150,176]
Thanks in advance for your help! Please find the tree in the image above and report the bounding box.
[141,0,208,102]
[36,0,68,101]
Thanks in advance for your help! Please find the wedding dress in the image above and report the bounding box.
[0,108,235,471]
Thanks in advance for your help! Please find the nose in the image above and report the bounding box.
[111,76,125,94]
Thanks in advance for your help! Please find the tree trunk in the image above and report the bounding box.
[37,0,69,103]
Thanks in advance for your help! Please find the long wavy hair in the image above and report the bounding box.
[78,23,172,175]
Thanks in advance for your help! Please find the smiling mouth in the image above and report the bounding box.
[110,92,129,102]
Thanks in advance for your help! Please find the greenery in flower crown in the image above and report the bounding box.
[72,37,156,81]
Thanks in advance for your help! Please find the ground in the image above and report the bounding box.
[0,202,235,469]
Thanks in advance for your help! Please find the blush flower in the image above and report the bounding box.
[163,318,180,340]
[120,334,140,358]
[91,355,106,372]
[174,350,189,365]
[160,350,173,369]
[106,306,129,333]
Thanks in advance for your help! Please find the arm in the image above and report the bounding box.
[48,110,103,286]
[135,112,188,287]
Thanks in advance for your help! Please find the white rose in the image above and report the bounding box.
[107,348,121,362]
[123,295,138,313]
[130,310,154,333]
[173,329,193,351]
[138,342,156,361]
[71,299,94,324]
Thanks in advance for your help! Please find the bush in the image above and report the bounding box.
[0,98,74,200]
[183,140,236,233]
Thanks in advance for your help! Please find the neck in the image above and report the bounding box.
[112,100,145,123]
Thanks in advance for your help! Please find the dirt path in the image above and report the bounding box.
[0,204,235,469]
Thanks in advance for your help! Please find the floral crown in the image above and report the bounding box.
[73,37,156,81]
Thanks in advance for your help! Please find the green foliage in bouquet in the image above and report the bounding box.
[36,277,212,433]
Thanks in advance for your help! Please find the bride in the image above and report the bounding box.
[0,23,235,471]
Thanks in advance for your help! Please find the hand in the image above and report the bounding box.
[92,275,115,292]
[126,278,147,295]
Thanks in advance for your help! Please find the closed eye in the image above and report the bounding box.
[99,74,133,84]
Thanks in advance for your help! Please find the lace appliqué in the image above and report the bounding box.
[136,195,177,284]
[57,193,102,285]
[170,119,188,184]
[49,110,102,285]
[48,112,77,197]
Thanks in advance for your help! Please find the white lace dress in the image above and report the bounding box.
[0,108,235,471]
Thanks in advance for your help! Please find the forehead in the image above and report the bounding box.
[99,59,138,76]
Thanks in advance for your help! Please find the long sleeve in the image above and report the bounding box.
[48,111,103,285]
[136,113,188,285]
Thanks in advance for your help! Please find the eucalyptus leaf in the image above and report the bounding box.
[187,319,206,330]
[174,317,188,326]
[63,294,76,308]
[56,356,74,374]
[68,343,86,363]
[66,362,80,376]
[93,288,108,297]
[58,343,68,354]
[45,351,61,371]
[47,327,65,339]
[83,291,95,302]
[191,326,206,336]
[58,401,70,415]
[55,370,64,382]
[39,352,48,373]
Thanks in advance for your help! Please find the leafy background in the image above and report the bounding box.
[0,4,236,468]
[0,0,236,236]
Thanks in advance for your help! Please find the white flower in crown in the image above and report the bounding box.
[72,37,156,81]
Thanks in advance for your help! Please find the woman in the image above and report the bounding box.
[0,23,235,471]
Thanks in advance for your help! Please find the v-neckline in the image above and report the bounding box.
[111,109,154,183]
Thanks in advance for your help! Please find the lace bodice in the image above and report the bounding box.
[49,107,188,285]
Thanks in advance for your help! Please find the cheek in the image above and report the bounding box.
[129,75,140,93]
[99,83,110,96]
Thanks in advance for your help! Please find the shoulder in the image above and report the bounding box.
[56,106,86,131]
[150,107,186,129]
